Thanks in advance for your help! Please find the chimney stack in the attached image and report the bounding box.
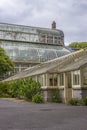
[52,21,56,29]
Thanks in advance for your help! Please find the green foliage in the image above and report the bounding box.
[81,97,87,106]
[0,78,41,101]
[0,82,11,98]
[9,78,41,100]
[68,98,79,105]
[0,46,14,77]
[69,42,87,50]
[9,79,24,98]
[52,89,62,103]
[68,97,87,106]
[32,93,43,103]
[23,78,41,100]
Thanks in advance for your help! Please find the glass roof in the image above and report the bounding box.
[0,23,63,35]
[0,23,64,46]
[1,41,71,63]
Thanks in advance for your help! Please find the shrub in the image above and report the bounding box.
[81,97,87,106]
[32,93,43,103]
[68,98,78,105]
[52,89,62,103]
[1,93,10,98]
[23,78,41,100]
[0,78,41,101]
[0,82,11,98]
[9,80,22,98]
[8,78,41,100]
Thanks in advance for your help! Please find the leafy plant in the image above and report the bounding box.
[23,78,41,100]
[32,93,43,103]
[0,46,14,78]
[81,97,87,106]
[69,42,87,50]
[9,80,21,98]
[0,82,11,97]
[68,98,78,105]
[0,78,42,101]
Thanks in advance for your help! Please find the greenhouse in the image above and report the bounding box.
[0,22,72,75]
[4,48,87,103]
[0,22,87,103]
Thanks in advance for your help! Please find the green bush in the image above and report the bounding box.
[68,98,78,105]
[9,80,20,98]
[0,78,42,101]
[10,79,25,98]
[1,93,10,98]
[69,42,87,50]
[23,78,41,100]
[52,89,62,103]
[81,97,87,106]
[32,93,43,103]
[0,82,11,98]
[68,97,87,106]
[8,78,41,100]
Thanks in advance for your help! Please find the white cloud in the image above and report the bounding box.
[0,0,87,45]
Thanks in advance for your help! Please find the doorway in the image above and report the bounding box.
[65,72,72,102]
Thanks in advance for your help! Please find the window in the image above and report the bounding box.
[49,74,58,86]
[59,73,64,86]
[54,74,58,86]
[40,35,46,43]
[49,74,53,86]
[72,70,80,85]
[37,74,46,86]
[47,35,53,44]
[83,67,87,85]
[67,72,72,88]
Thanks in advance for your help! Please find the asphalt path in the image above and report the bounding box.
[0,98,87,130]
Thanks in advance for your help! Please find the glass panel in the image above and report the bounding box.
[67,72,72,88]
[54,36,58,44]
[72,70,80,85]
[59,73,64,86]
[1,41,70,63]
[0,23,64,45]
[54,74,58,86]
[0,24,37,34]
[39,35,46,43]
[0,30,39,43]
[37,75,44,86]
[83,67,87,85]
[49,74,54,86]
[47,35,53,44]
[49,74,58,86]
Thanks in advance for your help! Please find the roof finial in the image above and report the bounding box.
[52,21,56,29]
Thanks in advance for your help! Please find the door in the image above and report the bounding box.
[65,72,72,102]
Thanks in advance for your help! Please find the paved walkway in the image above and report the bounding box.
[0,98,87,130]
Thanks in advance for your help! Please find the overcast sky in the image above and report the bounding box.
[0,0,87,45]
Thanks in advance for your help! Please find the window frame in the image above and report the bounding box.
[72,70,80,86]
[49,73,58,86]
[59,73,64,86]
